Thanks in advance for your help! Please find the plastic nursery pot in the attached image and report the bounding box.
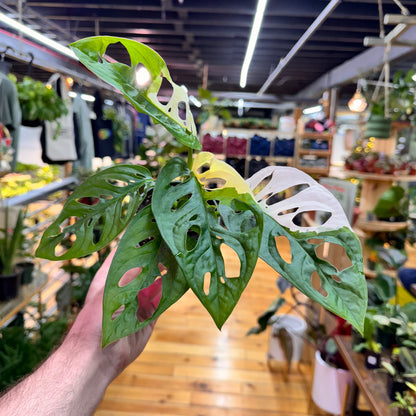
[364,350,381,369]
[365,115,392,139]
[16,261,35,285]
[376,327,396,350]
[387,375,408,401]
[0,268,22,302]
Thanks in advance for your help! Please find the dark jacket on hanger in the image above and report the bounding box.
[0,72,21,169]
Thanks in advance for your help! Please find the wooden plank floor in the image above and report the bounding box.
[95,241,327,416]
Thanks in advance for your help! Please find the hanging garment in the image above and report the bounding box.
[41,73,78,164]
[92,90,115,158]
[72,94,95,171]
[0,72,21,169]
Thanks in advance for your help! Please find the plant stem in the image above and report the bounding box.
[187,149,193,169]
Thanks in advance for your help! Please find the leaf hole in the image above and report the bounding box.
[220,245,241,278]
[157,77,174,104]
[186,225,200,251]
[178,101,187,120]
[120,195,131,219]
[204,178,226,190]
[274,236,292,264]
[136,235,155,248]
[252,174,273,194]
[203,272,211,295]
[107,179,129,187]
[106,42,131,66]
[171,193,192,211]
[100,194,114,201]
[171,175,191,185]
[307,238,324,245]
[77,196,100,205]
[54,232,76,257]
[196,163,210,175]
[189,214,198,221]
[111,304,125,321]
[118,267,142,287]
[158,263,167,276]
[332,274,342,283]
[311,271,328,297]
[315,242,352,272]
[137,278,162,322]
[220,276,225,284]
[277,207,299,216]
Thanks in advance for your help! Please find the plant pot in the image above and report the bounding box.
[387,374,408,401]
[311,350,353,415]
[16,261,35,285]
[0,269,22,301]
[268,314,307,363]
[377,327,396,349]
[365,115,392,139]
[21,119,42,128]
[364,350,381,369]
[398,408,413,416]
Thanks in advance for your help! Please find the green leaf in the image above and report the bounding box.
[247,166,366,332]
[152,157,263,329]
[35,165,154,260]
[247,297,286,335]
[374,185,406,219]
[102,206,189,347]
[70,36,200,150]
[259,215,366,332]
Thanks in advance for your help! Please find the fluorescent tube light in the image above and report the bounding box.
[68,91,95,102]
[303,105,322,115]
[0,12,78,60]
[240,0,268,88]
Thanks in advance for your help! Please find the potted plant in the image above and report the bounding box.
[34,36,366,350]
[10,75,68,127]
[0,207,25,301]
[373,185,408,222]
[390,382,416,416]
[382,347,416,400]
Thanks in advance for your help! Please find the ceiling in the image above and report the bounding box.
[2,0,416,108]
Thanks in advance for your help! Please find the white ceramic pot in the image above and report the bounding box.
[311,350,352,415]
[268,314,307,362]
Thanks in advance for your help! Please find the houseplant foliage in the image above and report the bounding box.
[10,75,68,124]
[36,36,366,347]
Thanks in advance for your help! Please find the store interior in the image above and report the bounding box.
[1,1,416,415]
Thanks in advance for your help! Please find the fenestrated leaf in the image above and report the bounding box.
[35,165,154,260]
[152,156,263,329]
[247,166,366,332]
[70,36,200,150]
[102,206,189,347]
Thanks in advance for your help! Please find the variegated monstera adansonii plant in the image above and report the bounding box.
[35,36,366,347]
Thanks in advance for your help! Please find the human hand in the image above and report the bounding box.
[65,248,162,378]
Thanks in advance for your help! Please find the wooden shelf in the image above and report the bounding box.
[0,270,48,326]
[343,170,416,182]
[298,166,330,175]
[299,131,333,140]
[298,149,331,156]
[356,219,408,232]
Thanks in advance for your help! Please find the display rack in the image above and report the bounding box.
[294,125,333,177]
[200,127,295,178]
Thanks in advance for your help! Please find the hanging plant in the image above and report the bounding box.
[12,76,68,125]
[35,36,366,347]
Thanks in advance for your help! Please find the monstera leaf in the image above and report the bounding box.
[36,165,154,260]
[247,166,366,331]
[152,156,263,329]
[102,206,189,347]
[70,36,200,150]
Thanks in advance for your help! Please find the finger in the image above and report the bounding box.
[85,248,117,302]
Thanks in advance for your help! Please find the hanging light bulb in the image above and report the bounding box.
[348,89,367,112]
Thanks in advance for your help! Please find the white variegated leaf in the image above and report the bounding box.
[246,166,351,232]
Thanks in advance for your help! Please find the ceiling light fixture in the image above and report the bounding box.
[0,11,78,60]
[348,90,367,112]
[347,79,367,112]
[240,0,268,88]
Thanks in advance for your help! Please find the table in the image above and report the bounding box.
[0,270,48,327]
[335,335,394,416]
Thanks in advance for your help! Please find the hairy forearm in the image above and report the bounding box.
[0,329,116,416]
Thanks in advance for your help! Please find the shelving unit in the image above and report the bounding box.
[294,127,334,177]
[200,127,295,178]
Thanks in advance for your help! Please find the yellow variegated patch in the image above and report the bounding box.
[192,152,253,196]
